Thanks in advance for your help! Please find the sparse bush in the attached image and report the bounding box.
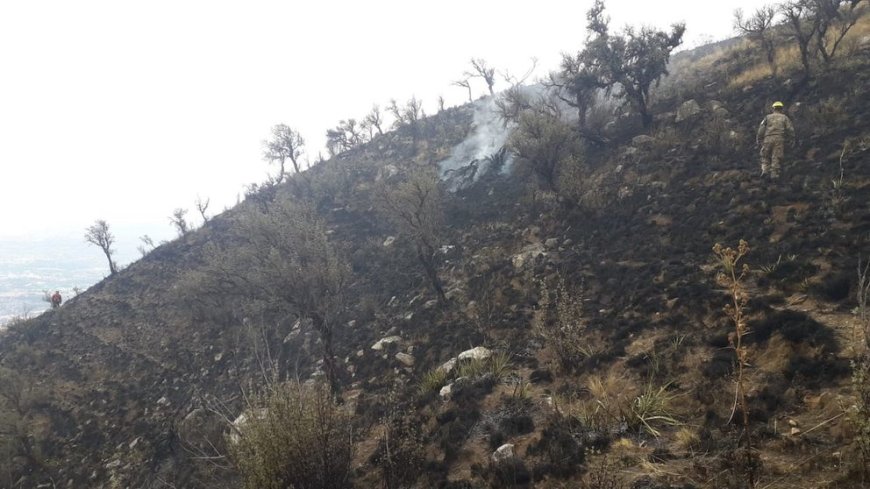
[534,277,598,372]
[228,382,353,489]
[713,240,759,487]
[508,108,579,192]
[372,408,425,489]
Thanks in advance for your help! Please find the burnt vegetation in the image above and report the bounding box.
[3,1,870,488]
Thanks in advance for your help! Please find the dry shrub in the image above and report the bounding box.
[228,382,354,489]
[534,277,597,372]
[372,408,425,489]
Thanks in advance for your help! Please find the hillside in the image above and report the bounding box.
[2,10,870,489]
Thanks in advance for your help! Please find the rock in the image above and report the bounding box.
[423,299,439,309]
[544,238,560,249]
[458,346,492,361]
[512,243,546,269]
[156,396,170,407]
[675,99,702,123]
[383,236,396,247]
[790,427,802,436]
[395,352,415,367]
[439,384,453,400]
[213,352,223,362]
[356,349,364,357]
[491,444,516,464]
[371,336,402,351]
[632,135,656,146]
[709,100,730,117]
[105,460,121,470]
[788,419,799,427]
[438,358,457,373]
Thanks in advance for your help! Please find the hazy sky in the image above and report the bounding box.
[0,0,764,239]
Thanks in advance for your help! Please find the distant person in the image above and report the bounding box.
[756,101,795,181]
[51,290,62,309]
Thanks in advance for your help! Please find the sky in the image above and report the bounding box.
[0,0,765,240]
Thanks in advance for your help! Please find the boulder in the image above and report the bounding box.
[675,99,702,123]
[383,236,396,247]
[439,383,453,401]
[371,336,402,351]
[395,352,415,367]
[438,358,457,373]
[511,243,546,269]
[631,135,656,146]
[544,238,560,249]
[491,443,516,464]
[458,346,492,361]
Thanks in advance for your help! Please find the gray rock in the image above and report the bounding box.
[675,99,702,123]
[491,444,516,464]
[383,236,396,247]
[544,238,560,249]
[438,358,457,373]
[632,135,656,146]
[511,243,546,269]
[458,346,492,361]
[395,352,415,367]
[371,336,402,351]
[439,383,453,400]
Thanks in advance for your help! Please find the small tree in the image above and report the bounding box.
[780,0,820,78]
[584,0,685,128]
[201,199,352,395]
[814,0,862,65]
[508,106,578,191]
[377,167,447,302]
[195,195,211,223]
[466,58,497,96]
[263,124,305,183]
[363,105,385,136]
[84,219,117,275]
[735,6,779,77]
[170,208,190,236]
[137,234,155,257]
[452,78,473,103]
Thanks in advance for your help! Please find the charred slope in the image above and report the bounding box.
[2,42,870,489]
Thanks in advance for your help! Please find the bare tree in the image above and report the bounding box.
[377,167,447,302]
[500,57,538,86]
[814,0,862,64]
[195,195,211,223]
[780,0,820,78]
[466,58,497,96]
[735,6,779,77]
[437,95,445,113]
[84,219,117,275]
[263,124,305,183]
[326,119,367,157]
[170,208,190,236]
[452,78,473,103]
[198,200,352,395]
[363,105,385,136]
[137,234,155,257]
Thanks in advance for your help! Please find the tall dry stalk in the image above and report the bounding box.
[713,240,756,487]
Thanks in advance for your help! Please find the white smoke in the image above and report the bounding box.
[438,84,555,191]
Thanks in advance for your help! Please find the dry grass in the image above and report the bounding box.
[729,12,870,88]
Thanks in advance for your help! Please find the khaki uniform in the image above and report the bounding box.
[756,112,795,179]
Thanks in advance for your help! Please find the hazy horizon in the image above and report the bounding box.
[0,0,766,240]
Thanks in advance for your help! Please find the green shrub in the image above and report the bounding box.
[228,382,354,489]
